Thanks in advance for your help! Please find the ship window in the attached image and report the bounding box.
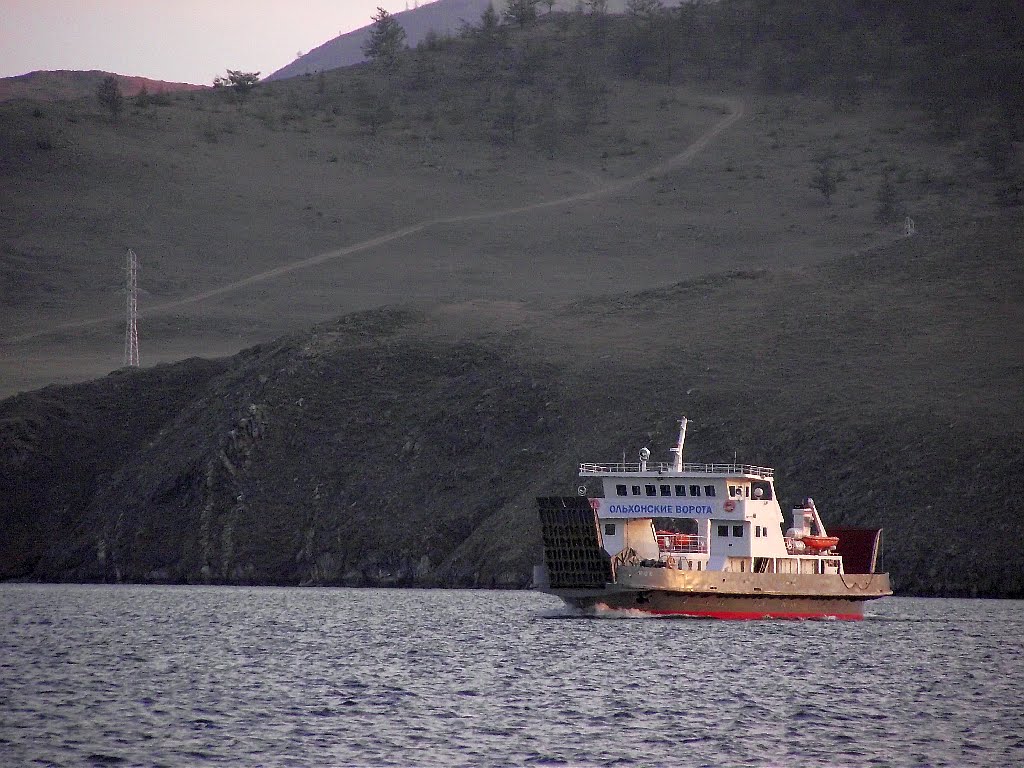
[690,485,701,496]
[616,484,627,496]
[631,485,641,496]
[605,523,616,536]
[660,484,671,496]
[675,484,686,496]
[733,525,744,538]
[697,561,702,571]
[745,486,750,497]
[645,484,657,496]
[704,485,716,497]
[730,485,741,497]
[755,527,761,538]
[717,525,729,537]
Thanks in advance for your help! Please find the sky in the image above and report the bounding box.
[0,1,433,85]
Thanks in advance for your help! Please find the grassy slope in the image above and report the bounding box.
[0,44,987,396]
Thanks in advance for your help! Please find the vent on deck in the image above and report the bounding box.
[537,496,613,590]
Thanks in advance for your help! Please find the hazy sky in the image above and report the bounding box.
[0,1,431,84]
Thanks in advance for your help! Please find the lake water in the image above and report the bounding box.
[1,585,1022,767]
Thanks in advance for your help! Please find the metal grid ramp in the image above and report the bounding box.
[536,496,612,590]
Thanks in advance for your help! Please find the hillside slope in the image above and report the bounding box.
[1,4,1021,597]
[2,6,1017,397]
[0,70,206,102]
[268,0,640,80]
[3,210,1021,596]
[269,0,493,80]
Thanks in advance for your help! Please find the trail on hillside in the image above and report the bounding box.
[3,97,745,345]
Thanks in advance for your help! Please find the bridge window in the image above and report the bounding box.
[631,485,641,496]
[674,484,686,496]
[605,523,616,536]
[616,484,627,496]
[717,525,729,537]
[660,484,671,496]
[704,485,716,497]
[732,525,744,538]
[689,485,701,496]
[645,484,657,496]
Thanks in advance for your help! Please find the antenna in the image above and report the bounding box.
[123,248,139,367]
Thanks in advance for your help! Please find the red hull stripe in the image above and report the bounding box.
[644,609,863,621]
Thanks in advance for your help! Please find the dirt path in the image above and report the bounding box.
[3,97,745,345]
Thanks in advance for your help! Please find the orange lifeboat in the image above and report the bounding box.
[672,533,694,549]
[802,535,839,551]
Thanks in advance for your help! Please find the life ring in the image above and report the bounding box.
[724,500,736,512]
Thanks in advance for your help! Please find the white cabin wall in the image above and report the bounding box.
[624,519,660,560]
[600,518,625,557]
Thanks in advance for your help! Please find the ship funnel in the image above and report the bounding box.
[669,417,688,472]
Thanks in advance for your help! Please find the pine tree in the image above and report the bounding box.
[363,8,408,68]
[212,70,261,101]
[96,76,123,121]
[504,0,539,28]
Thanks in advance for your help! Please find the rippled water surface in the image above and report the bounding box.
[1,585,1022,767]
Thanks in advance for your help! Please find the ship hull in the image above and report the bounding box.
[556,591,870,620]
[545,568,892,621]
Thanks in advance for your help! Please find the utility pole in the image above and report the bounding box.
[124,248,139,367]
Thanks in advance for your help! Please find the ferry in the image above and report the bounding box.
[535,418,892,620]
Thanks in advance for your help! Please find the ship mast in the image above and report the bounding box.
[669,416,688,471]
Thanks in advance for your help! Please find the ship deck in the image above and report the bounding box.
[580,462,774,479]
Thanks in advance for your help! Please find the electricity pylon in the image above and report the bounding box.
[124,248,139,367]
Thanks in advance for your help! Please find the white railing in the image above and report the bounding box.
[656,535,709,554]
[580,462,774,478]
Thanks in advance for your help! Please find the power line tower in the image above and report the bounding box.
[123,248,139,367]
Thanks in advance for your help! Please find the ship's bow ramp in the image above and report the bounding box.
[831,527,885,574]
[537,497,613,589]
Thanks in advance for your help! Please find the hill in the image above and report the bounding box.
[269,0,494,80]
[0,70,206,102]
[1,2,1022,595]
[268,0,642,80]
[2,210,1022,595]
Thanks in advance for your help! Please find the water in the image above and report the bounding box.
[1,586,1022,767]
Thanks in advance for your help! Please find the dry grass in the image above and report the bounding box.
[0,64,1001,396]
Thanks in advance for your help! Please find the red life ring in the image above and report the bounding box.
[724,500,736,512]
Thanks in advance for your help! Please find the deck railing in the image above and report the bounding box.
[656,536,709,555]
[580,462,774,479]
